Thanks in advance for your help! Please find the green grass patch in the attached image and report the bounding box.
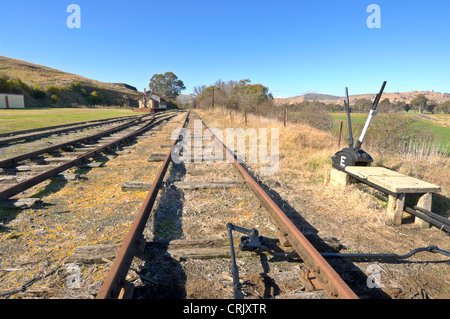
[405,114,450,155]
[330,112,450,155]
[408,116,449,138]
[329,112,369,124]
[0,108,136,134]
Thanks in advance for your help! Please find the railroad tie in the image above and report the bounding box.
[147,152,168,162]
[0,198,42,209]
[171,181,245,190]
[121,181,152,192]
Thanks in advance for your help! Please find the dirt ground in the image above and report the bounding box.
[0,109,448,299]
[190,109,450,299]
[133,112,311,299]
[0,112,184,298]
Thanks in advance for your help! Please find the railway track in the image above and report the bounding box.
[0,115,142,146]
[0,112,175,203]
[1,110,448,301]
[96,111,358,300]
[0,110,448,301]
[0,111,182,297]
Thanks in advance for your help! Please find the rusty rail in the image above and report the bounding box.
[200,119,359,299]
[96,111,190,299]
[97,111,357,299]
[0,117,145,168]
[0,113,176,202]
[0,115,142,145]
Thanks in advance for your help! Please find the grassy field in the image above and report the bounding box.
[0,108,136,134]
[329,112,369,124]
[330,112,450,155]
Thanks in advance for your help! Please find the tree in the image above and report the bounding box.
[410,94,429,113]
[436,101,450,114]
[46,85,61,96]
[353,98,372,113]
[196,85,217,108]
[191,85,206,98]
[191,78,274,112]
[229,79,271,110]
[378,98,391,113]
[426,101,437,113]
[32,85,47,100]
[149,72,186,101]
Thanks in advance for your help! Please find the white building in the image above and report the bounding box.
[137,90,167,112]
[0,93,25,108]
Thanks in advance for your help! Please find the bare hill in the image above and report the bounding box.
[275,91,450,106]
[0,55,140,100]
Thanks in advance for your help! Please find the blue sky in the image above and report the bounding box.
[0,0,449,97]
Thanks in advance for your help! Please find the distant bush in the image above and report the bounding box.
[287,103,334,132]
[31,85,47,100]
[50,95,59,104]
[278,101,334,131]
[0,75,29,94]
[0,73,137,108]
[87,91,104,105]
[363,114,411,154]
[436,101,450,114]
[46,85,61,96]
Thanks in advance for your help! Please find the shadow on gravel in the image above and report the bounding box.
[134,161,187,299]
[238,162,391,299]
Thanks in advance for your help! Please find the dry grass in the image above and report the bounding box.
[196,107,384,208]
[0,55,136,95]
[195,107,450,298]
[203,108,449,206]
[195,106,449,229]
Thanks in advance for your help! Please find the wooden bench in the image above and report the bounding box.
[329,166,441,227]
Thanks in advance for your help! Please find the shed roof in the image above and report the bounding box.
[137,91,166,101]
[0,93,25,96]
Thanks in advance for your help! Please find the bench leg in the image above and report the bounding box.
[387,194,405,226]
[415,192,432,229]
[328,168,349,186]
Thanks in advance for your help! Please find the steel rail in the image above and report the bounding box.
[0,115,139,139]
[96,111,357,299]
[96,111,190,299]
[0,117,146,168]
[0,115,142,145]
[200,118,359,299]
[404,206,450,233]
[353,184,450,233]
[321,245,450,261]
[0,113,176,202]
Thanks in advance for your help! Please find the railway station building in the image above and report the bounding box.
[136,89,167,112]
[0,93,25,108]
